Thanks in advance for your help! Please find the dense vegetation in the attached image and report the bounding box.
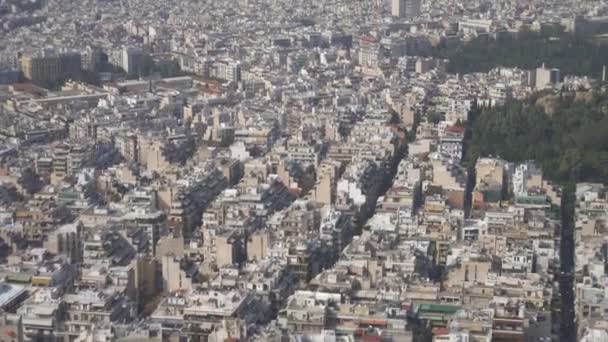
[431,29,608,78]
[18,168,44,195]
[465,90,608,183]
[162,136,197,165]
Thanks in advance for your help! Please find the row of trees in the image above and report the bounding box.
[465,90,608,184]
[430,29,608,78]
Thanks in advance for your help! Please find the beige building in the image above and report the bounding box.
[218,159,242,185]
[183,103,204,123]
[161,254,191,293]
[415,58,434,73]
[138,135,171,173]
[400,103,416,129]
[130,256,160,312]
[475,158,505,189]
[446,259,492,287]
[242,159,271,188]
[430,157,466,191]
[309,161,338,206]
[534,64,560,89]
[247,230,270,262]
[215,231,242,267]
[115,134,139,162]
[22,55,60,84]
[392,0,421,19]
[45,223,82,263]
[156,236,185,259]
[51,143,69,185]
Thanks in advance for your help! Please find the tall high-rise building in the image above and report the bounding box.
[161,254,192,292]
[82,46,104,71]
[391,0,403,17]
[21,51,81,85]
[212,59,241,82]
[392,0,421,19]
[45,223,82,263]
[358,37,380,68]
[122,46,145,75]
[129,256,160,312]
[534,63,560,89]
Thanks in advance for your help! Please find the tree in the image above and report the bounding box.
[91,143,123,169]
[0,185,23,205]
[426,111,443,124]
[162,136,197,165]
[389,110,400,125]
[51,205,74,224]
[18,169,43,195]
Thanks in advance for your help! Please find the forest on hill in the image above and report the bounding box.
[430,29,608,78]
[464,90,608,183]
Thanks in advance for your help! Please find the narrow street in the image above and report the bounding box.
[559,187,575,342]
